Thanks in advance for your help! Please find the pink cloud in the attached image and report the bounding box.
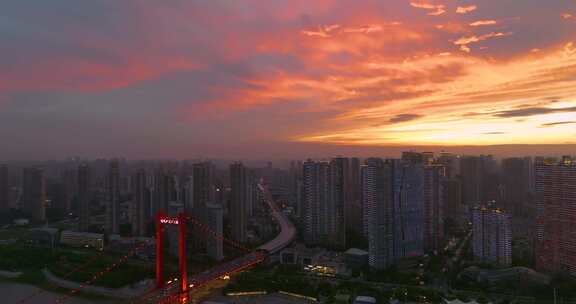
[410,1,446,16]
[456,5,478,14]
[454,32,513,52]
[469,20,498,27]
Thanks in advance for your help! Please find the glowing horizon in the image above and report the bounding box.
[0,1,575,158]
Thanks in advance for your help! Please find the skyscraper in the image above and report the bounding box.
[131,169,148,237]
[78,164,90,231]
[347,157,362,234]
[536,158,576,275]
[206,203,224,261]
[22,167,46,222]
[329,157,347,248]
[302,160,329,245]
[152,168,172,216]
[302,159,346,248]
[442,178,464,230]
[423,165,445,253]
[472,207,511,266]
[192,162,214,213]
[393,160,425,258]
[501,157,533,217]
[230,162,248,243]
[61,169,76,216]
[106,160,120,234]
[362,158,394,270]
[460,156,483,207]
[0,165,9,212]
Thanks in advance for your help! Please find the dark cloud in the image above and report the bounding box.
[389,114,423,123]
[482,132,507,135]
[540,121,576,127]
[492,106,576,118]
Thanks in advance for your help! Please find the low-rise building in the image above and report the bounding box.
[60,230,104,251]
[354,296,377,304]
[344,248,369,270]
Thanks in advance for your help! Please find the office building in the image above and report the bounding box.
[472,207,512,266]
[22,167,46,222]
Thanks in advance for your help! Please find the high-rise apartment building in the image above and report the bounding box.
[106,160,120,234]
[302,159,346,248]
[347,157,362,234]
[424,165,445,253]
[192,162,214,213]
[460,156,484,207]
[230,162,248,243]
[78,164,90,231]
[393,160,425,259]
[502,157,533,216]
[22,167,46,222]
[535,158,576,275]
[206,203,224,261]
[330,157,347,248]
[442,178,464,229]
[472,207,512,266]
[131,169,148,237]
[362,158,394,270]
[362,157,428,269]
[0,165,9,212]
[152,168,172,216]
[437,152,459,178]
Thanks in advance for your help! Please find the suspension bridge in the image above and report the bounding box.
[14,184,296,304]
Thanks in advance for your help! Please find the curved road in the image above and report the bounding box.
[257,183,296,254]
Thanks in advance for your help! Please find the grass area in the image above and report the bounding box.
[0,228,31,240]
[0,242,154,289]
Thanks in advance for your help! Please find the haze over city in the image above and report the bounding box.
[1,0,576,159]
[1,1,576,304]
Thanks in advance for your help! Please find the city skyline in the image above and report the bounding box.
[1,1,576,160]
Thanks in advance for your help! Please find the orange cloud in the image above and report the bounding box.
[296,43,576,146]
[454,32,513,52]
[410,1,446,16]
[469,20,498,27]
[456,5,478,14]
[562,13,575,20]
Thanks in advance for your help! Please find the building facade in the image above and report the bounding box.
[535,158,576,275]
[230,162,248,243]
[22,167,46,222]
[78,164,91,231]
[472,207,512,266]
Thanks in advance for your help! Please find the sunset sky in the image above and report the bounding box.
[1,0,575,159]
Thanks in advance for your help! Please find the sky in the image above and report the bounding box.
[1,0,576,159]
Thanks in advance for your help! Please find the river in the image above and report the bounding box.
[0,282,114,303]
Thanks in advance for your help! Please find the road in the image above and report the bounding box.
[137,183,296,303]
